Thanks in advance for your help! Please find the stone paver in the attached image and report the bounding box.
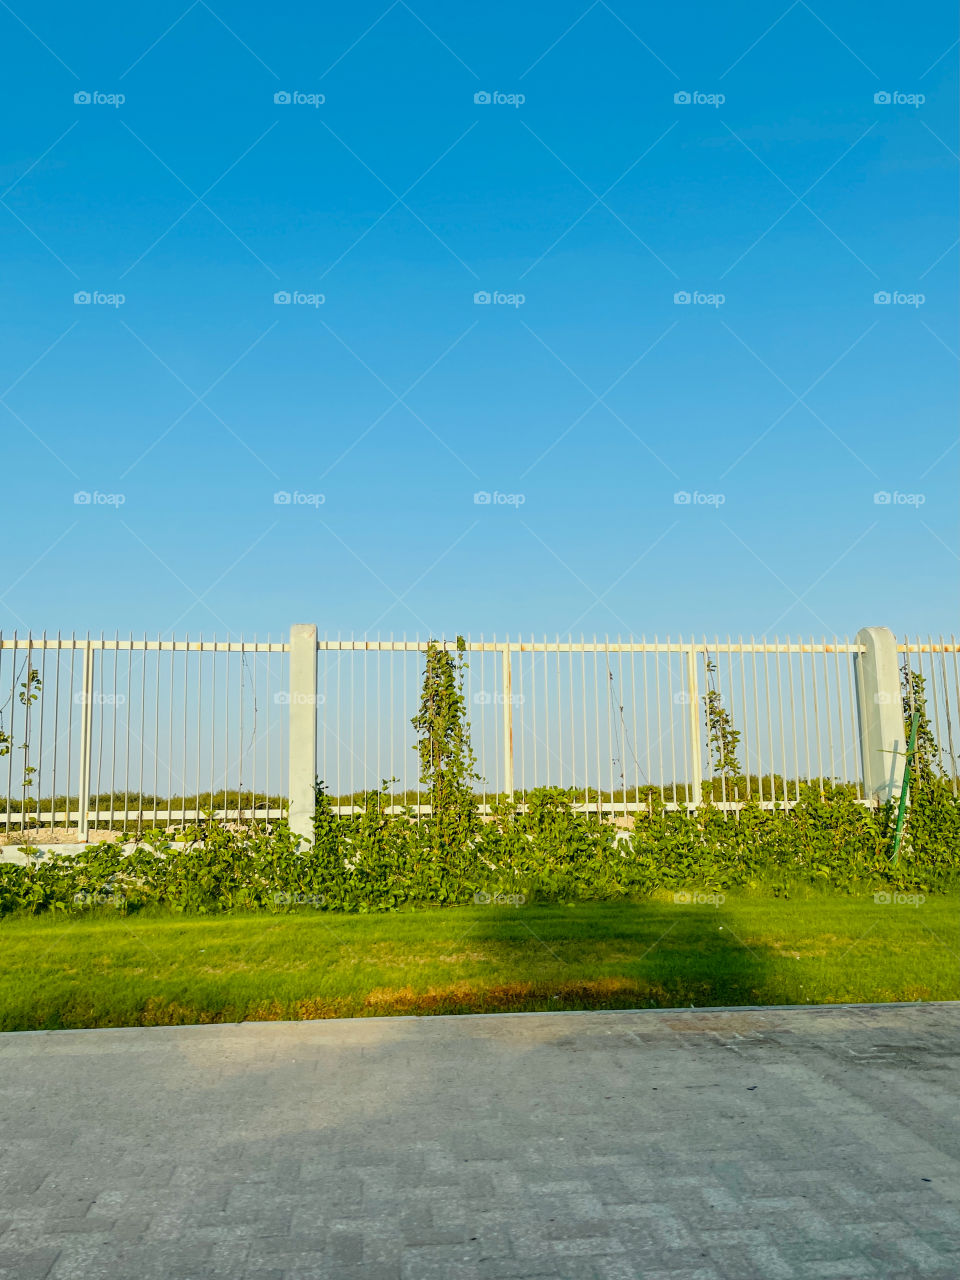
[1,1003,958,1279]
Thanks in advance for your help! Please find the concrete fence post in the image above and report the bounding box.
[288,623,318,845]
[854,626,905,805]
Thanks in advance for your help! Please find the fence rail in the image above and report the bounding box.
[0,628,957,842]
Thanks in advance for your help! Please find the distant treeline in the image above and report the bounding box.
[0,775,887,824]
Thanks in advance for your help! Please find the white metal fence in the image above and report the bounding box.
[1,629,957,839]
[0,636,288,838]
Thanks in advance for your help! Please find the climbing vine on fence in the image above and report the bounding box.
[411,637,480,852]
[0,666,42,797]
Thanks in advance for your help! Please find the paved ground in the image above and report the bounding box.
[1,1003,958,1280]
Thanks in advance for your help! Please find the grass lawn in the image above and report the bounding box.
[1,890,957,1031]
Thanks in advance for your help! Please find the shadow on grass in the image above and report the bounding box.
[354,898,779,1017]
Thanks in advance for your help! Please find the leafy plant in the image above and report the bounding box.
[0,666,42,794]
[899,662,960,866]
[2,782,958,921]
[703,657,743,799]
[411,637,480,852]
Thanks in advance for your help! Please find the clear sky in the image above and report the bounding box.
[2,1,957,642]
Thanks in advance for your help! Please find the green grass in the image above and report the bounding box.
[1,890,957,1031]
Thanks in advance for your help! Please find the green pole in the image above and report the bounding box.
[890,711,920,866]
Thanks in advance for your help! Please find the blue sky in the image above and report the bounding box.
[1,0,956,642]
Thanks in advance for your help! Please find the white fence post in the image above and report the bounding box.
[288,623,317,845]
[684,644,702,808]
[77,639,94,841]
[854,626,905,805]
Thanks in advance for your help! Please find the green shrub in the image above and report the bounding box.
[1,782,957,919]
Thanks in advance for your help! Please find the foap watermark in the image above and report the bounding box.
[874,290,925,307]
[873,491,925,506]
[74,290,125,307]
[74,490,125,506]
[474,490,525,506]
[474,90,525,107]
[474,290,525,307]
[674,490,725,506]
[73,889,124,906]
[273,891,326,906]
[675,689,723,706]
[274,90,325,107]
[73,692,126,706]
[274,691,325,706]
[674,890,725,906]
[473,691,525,706]
[474,891,526,906]
[674,290,724,307]
[873,891,925,906]
[874,90,924,107]
[674,90,725,107]
[74,90,124,107]
[274,490,325,506]
[274,290,324,307]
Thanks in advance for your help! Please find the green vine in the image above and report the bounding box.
[703,657,743,795]
[0,666,42,794]
[411,637,480,852]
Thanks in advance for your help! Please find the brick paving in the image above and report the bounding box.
[1,1003,958,1279]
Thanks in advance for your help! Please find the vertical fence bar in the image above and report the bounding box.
[701,637,715,805]
[478,635,486,809]
[5,634,16,832]
[592,639,601,813]
[773,638,787,801]
[725,635,736,807]
[77,638,94,841]
[519,640,527,798]
[528,636,536,793]
[36,635,47,831]
[492,636,500,805]
[834,641,849,788]
[66,640,76,829]
[607,638,617,812]
[821,637,834,791]
[850,638,863,792]
[806,636,821,792]
[653,640,663,806]
[583,645,591,803]
[51,633,61,829]
[109,635,118,828]
[554,635,561,790]
[20,635,34,832]
[568,635,576,797]
[502,641,513,799]
[939,636,958,794]
[183,639,189,825]
[617,640,627,818]
[926,633,946,777]
[92,641,103,832]
[665,637,675,804]
[685,641,702,808]
[168,640,175,824]
[738,638,751,802]
[154,633,162,826]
